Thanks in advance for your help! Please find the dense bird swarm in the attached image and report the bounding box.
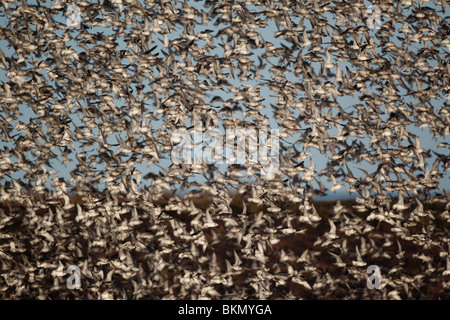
[0,0,449,299]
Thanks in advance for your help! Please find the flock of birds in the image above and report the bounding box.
[0,0,449,299]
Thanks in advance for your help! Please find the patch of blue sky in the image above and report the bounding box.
[0,0,448,198]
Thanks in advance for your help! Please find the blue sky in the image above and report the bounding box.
[0,0,448,200]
